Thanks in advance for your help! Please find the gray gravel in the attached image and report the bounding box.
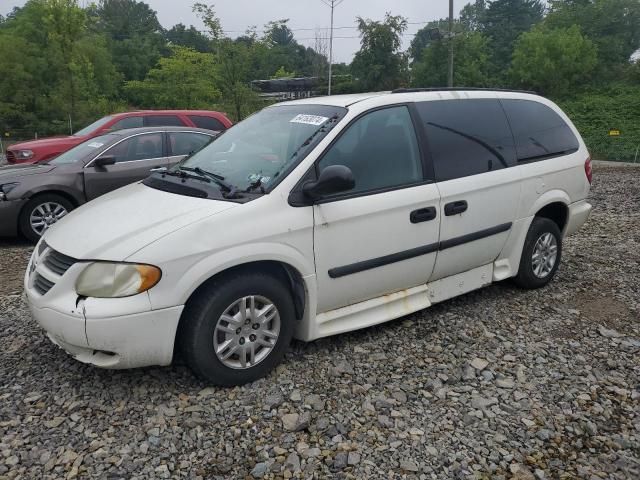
[1,163,639,479]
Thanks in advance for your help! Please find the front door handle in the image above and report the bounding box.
[410,206,437,223]
[444,200,468,216]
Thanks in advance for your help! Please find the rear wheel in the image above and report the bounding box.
[514,217,562,289]
[178,271,295,386]
[19,194,74,243]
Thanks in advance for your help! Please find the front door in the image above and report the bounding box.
[311,105,441,313]
[83,132,167,200]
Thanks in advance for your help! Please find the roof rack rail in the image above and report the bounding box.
[391,87,537,95]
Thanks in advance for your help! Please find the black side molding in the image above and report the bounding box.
[439,222,512,251]
[328,222,513,279]
[328,243,439,279]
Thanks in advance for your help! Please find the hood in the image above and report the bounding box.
[8,136,83,151]
[0,163,56,181]
[44,182,238,260]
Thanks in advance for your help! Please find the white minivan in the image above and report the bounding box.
[25,89,592,386]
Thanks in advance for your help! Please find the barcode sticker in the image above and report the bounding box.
[290,114,329,126]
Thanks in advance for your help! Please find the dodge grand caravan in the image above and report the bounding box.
[25,89,592,386]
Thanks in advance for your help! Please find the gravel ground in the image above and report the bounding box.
[0,163,638,479]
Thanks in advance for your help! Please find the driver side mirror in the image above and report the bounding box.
[303,165,355,200]
[93,155,116,168]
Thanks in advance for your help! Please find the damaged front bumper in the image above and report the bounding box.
[24,244,184,369]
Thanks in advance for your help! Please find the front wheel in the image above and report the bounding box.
[178,271,295,386]
[19,194,74,243]
[513,217,562,289]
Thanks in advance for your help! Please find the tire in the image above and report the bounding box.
[19,194,75,243]
[513,216,562,289]
[178,271,295,386]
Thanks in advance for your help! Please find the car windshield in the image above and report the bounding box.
[49,134,118,165]
[73,115,113,136]
[180,105,347,191]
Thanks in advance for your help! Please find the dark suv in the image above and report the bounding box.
[0,127,216,241]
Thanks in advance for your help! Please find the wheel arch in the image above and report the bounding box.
[527,190,570,234]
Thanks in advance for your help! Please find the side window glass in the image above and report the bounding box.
[104,133,164,163]
[318,106,422,195]
[416,99,516,182]
[188,115,226,131]
[110,116,144,132]
[501,99,579,162]
[144,115,185,127]
[168,132,212,156]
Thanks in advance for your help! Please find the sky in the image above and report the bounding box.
[1,0,467,63]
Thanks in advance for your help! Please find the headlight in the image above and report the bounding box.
[75,262,161,298]
[16,150,34,159]
[0,182,19,201]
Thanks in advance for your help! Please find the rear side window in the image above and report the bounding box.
[416,99,516,182]
[168,132,212,156]
[188,115,226,131]
[104,133,164,162]
[144,115,185,127]
[501,99,579,162]
[110,116,144,131]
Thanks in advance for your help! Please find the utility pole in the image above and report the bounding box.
[448,0,454,87]
[321,0,345,95]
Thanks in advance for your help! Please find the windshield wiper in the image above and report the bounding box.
[245,177,265,194]
[179,166,240,198]
[158,167,211,183]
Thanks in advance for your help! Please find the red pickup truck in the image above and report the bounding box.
[6,110,232,164]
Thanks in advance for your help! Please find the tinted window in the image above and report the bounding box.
[168,132,212,156]
[501,99,579,161]
[416,99,516,182]
[189,115,226,131]
[104,133,164,162]
[318,106,422,195]
[144,115,185,127]
[110,116,144,131]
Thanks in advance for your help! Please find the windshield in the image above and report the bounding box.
[180,105,347,192]
[73,115,113,136]
[49,134,118,165]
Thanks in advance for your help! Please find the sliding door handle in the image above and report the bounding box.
[410,206,437,223]
[444,200,468,216]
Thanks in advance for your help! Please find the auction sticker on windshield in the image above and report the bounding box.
[290,114,329,126]
[87,142,105,148]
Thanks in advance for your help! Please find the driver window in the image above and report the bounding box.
[104,133,163,163]
[317,106,422,195]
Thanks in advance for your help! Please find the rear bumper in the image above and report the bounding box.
[0,199,26,237]
[565,200,592,236]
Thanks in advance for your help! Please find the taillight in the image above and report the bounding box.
[584,156,593,184]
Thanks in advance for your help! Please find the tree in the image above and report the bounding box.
[165,23,211,52]
[545,0,640,73]
[412,32,492,87]
[124,46,220,109]
[192,2,222,42]
[482,0,544,71]
[217,40,262,121]
[409,19,466,63]
[90,0,165,81]
[510,25,598,97]
[351,13,408,91]
[460,0,486,31]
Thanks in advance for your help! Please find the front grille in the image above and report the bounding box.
[33,273,55,296]
[43,249,77,276]
[6,151,16,163]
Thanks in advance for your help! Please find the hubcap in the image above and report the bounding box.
[30,202,68,236]
[531,232,558,278]
[213,295,280,369]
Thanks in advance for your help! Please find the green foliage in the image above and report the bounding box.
[482,0,544,71]
[165,23,211,53]
[192,2,222,42]
[558,86,640,160]
[351,13,409,91]
[125,46,220,109]
[511,25,598,97]
[545,0,640,75]
[409,19,465,63]
[412,32,492,87]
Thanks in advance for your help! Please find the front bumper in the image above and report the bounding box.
[565,200,592,236]
[24,244,184,369]
[0,199,26,237]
